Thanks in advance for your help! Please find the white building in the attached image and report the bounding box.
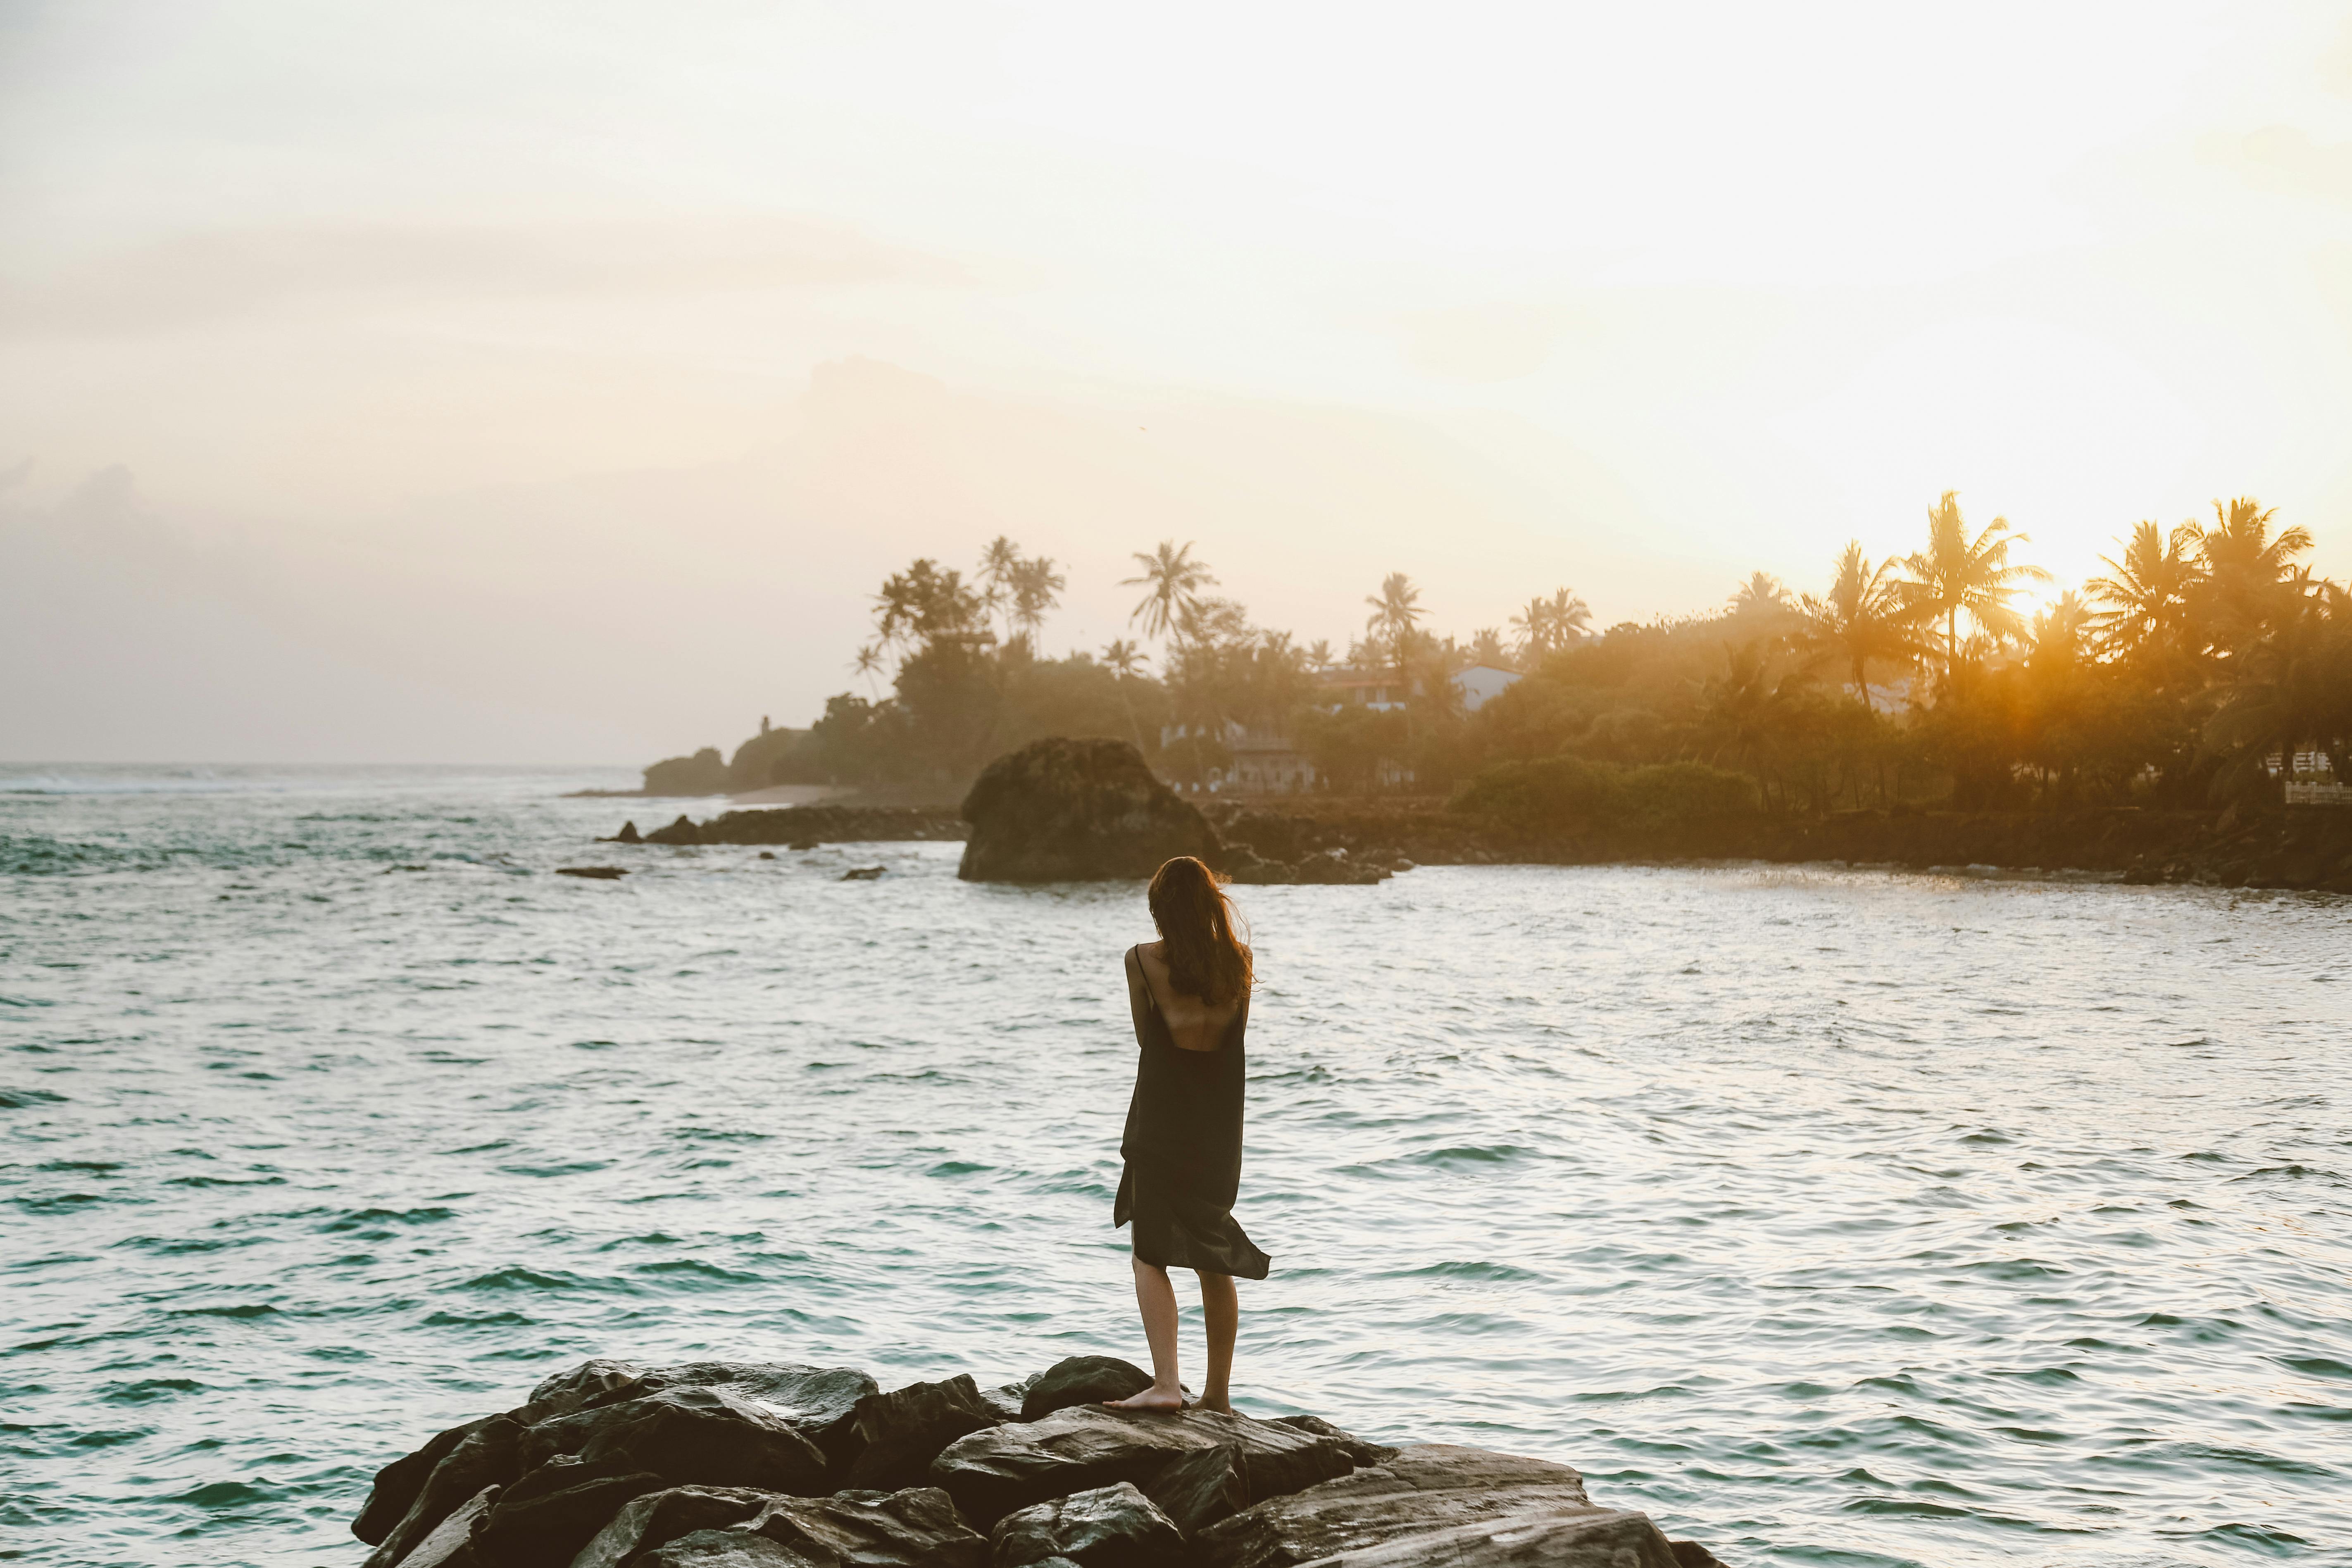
[1450,664,1522,712]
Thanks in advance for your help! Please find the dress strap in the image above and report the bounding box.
[1131,945,1159,1014]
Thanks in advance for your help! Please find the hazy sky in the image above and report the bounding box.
[7,1,2352,762]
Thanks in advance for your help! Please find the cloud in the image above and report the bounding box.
[0,216,967,338]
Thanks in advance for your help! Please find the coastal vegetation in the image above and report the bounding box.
[647,496,2349,822]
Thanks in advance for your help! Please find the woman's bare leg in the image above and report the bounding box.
[1198,1271,1237,1412]
[1106,1255,1186,1410]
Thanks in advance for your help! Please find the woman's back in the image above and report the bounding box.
[1133,940,1246,1053]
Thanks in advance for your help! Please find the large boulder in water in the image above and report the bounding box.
[958,738,1219,883]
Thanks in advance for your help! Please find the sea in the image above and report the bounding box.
[2,764,2347,1568]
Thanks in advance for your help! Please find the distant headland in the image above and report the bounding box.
[588,507,2349,890]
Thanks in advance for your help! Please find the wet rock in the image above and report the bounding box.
[1193,1444,1590,1568]
[1138,1443,1246,1537]
[606,821,643,845]
[979,1376,1040,1424]
[520,1387,828,1496]
[1019,1356,1153,1421]
[645,815,704,845]
[529,1359,649,1416]
[640,1531,802,1566]
[1267,1415,1398,1469]
[1290,1506,1681,1568]
[388,1482,497,1568]
[990,1481,1184,1568]
[569,1485,773,1568]
[552,1361,879,1467]
[931,1405,1352,1527]
[356,1416,489,1545]
[958,738,1219,883]
[556,866,628,880]
[366,1414,527,1568]
[636,807,967,847]
[735,1485,988,1568]
[1670,1540,1730,1568]
[842,1375,1005,1492]
[840,866,886,881]
[469,1460,664,1568]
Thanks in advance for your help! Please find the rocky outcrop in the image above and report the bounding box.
[1192,1444,1592,1568]
[931,1405,1353,1526]
[958,739,1220,883]
[1139,1444,1247,1537]
[643,748,731,797]
[1221,847,1396,885]
[1208,797,2352,892]
[1295,1508,1683,1568]
[348,1355,1729,1568]
[842,1375,1005,1492]
[730,1487,987,1568]
[1019,1356,1154,1421]
[608,807,967,849]
[991,1481,1185,1567]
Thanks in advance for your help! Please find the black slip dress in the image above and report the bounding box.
[1114,944,1271,1280]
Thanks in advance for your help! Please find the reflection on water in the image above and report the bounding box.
[1,767,2347,1567]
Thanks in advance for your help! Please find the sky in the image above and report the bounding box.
[6,0,2352,763]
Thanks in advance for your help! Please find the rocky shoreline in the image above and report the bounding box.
[596,798,2352,893]
[589,737,2352,893]
[1204,801,2352,893]
[352,1353,1726,1568]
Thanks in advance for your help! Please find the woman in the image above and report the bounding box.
[1106,855,1270,1415]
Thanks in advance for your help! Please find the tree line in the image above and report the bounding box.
[677,495,2347,813]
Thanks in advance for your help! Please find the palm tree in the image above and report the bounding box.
[1123,540,1216,649]
[1696,640,1808,809]
[1304,638,1335,673]
[1364,572,1426,686]
[2086,520,2202,665]
[2188,497,2312,653]
[1509,586,1590,663]
[1509,596,1554,663]
[977,535,1022,640]
[1008,554,1066,642]
[2027,590,2094,669]
[1794,541,1918,711]
[1896,491,2050,683]
[1546,587,1592,642]
[1468,627,1509,668]
[851,643,886,698]
[1100,637,1151,753]
[2203,583,2352,799]
[1728,571,1790,618]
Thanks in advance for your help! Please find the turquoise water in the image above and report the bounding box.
[2,765,2348,1568]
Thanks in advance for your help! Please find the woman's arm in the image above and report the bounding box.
[1124,945,1155,1050]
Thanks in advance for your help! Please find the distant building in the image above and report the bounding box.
[1451,664,1521,712]
[1317,667,1408,710]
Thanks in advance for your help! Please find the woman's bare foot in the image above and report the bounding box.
[1104,1386,1186,1412]
[1191,1397,1233,1414]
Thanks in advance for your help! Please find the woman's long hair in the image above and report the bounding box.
[1147,856,1252,1006]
